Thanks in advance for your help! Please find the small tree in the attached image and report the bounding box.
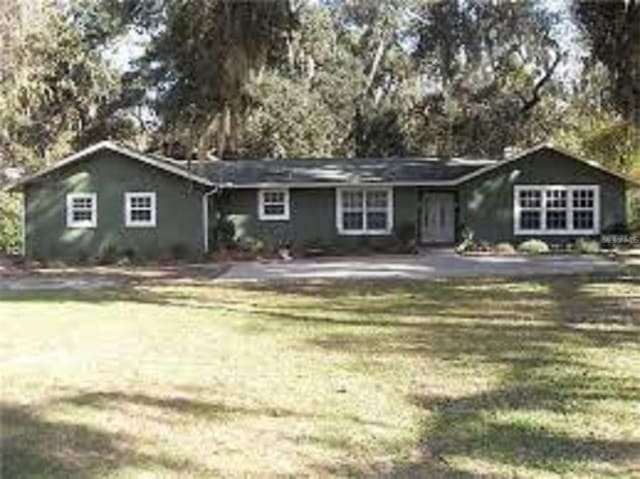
[0,192,22,255]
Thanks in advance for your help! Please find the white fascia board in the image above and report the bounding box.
[7,141,214,190]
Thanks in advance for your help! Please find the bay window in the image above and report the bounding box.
[514,185,599,235]
[337,187,393,235]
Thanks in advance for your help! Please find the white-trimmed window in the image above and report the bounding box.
[125,192,156,227]
[258,189,289,220]
[66,193,97,228]
[336,187,393,235]
[514,185,600,235]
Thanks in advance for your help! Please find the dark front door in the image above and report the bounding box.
[421,193,455,244]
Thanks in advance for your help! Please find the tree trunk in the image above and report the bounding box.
[365,37,387,95]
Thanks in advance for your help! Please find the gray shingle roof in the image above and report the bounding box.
[170,157,498,187]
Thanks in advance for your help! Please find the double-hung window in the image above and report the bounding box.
[337,188,393,235]
[258,189,290,221]
[514,185,599,235]
[67,193,97,228]
[125,192,156,227]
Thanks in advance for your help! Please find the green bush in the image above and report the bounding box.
[574,238,600,254]
[0,192,22,255]
[122,248,138,263]
[517,239,550,254]
[394,222,417,249]
[238,236,265,256]
[216,217,236,248]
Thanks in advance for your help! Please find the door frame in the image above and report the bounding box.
[420,191,457,244]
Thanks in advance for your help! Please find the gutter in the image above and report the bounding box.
[201,186,219,254]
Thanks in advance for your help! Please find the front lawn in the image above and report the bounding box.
[1,274,639,478]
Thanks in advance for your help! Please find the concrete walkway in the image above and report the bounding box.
[221,251,622,280]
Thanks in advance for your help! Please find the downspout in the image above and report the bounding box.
[202,186,219,255]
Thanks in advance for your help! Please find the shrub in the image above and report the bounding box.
[238,236,265,256]
[216,217,236,248]
[0,192,22,255]
[122,248,138,263]
[602,222,632,235]
[574,238,600,254]
[394,222,417,249]
[517,239,550,254]
[494,242,516,255]
[455,227,475,254]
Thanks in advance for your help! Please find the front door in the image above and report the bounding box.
[421,193,455,244]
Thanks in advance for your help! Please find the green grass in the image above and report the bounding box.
[1,274,639,478]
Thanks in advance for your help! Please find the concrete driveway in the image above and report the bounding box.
[221,251,622,280]
[0,253,623,291]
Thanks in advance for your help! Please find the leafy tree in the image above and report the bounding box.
[409,0,564,156]
[244,72,338,158]
[137,0,298,159]
[553,1,640,177]
[0,192,21,254]
[0,3,134,171]
[574,0,640,124]
[554,64,640,176]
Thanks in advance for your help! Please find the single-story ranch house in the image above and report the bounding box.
[6,140,638,261]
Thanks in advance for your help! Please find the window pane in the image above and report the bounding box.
[342,191,363,209]
[132,197,151,209]
[72,198,92,209]
[519,190,541,208]
[366,190,388,209]
[366,211,387,230]
[131,210,152,222]
[573,211,594,230]
[545,190,566,208]
[264,204,285,216]
[573,189,594,208]
[73,210,92,222]
[264,191,284,204]
[520,211,541,230]
[546,211,567,229]
[343,211,363,230]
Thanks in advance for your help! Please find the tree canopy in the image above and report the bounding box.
[0,0,637,176]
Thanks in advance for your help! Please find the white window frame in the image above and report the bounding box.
[125,192,157,228]
[258,189,290,221]
[336,187,394,235]
[514,185,600,235]
[66,193,97,228]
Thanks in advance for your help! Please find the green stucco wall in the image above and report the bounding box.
[219,187,419,251]
[24,150,209,261]
[458,148,628,243]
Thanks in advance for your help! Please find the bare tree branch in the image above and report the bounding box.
[519,53,562,114]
